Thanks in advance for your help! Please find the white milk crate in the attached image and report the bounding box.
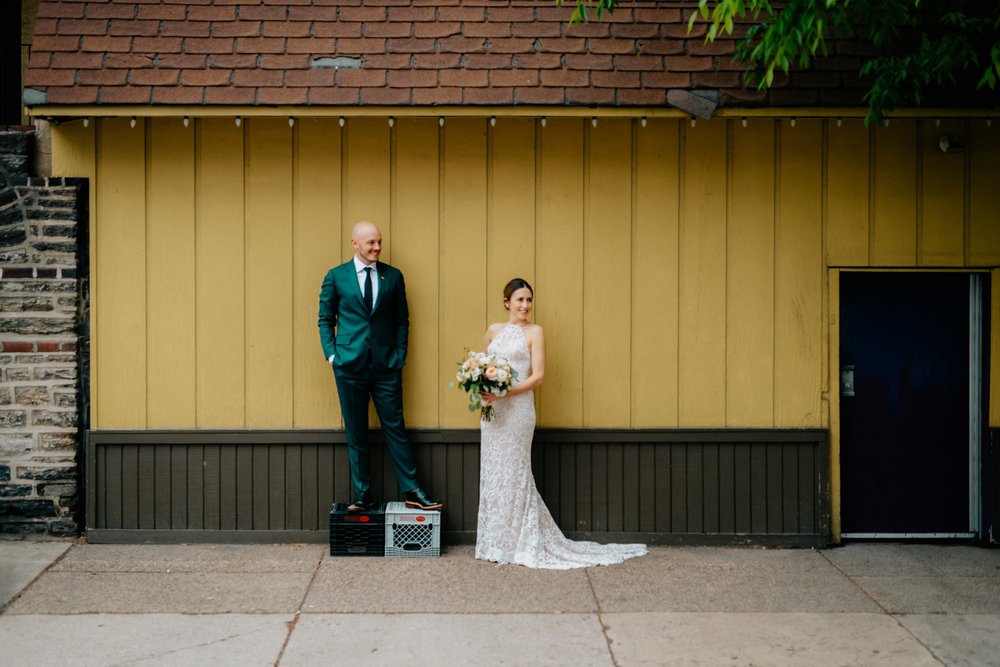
[384,501,441,557]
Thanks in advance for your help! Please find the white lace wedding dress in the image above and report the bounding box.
[475,323,648,569]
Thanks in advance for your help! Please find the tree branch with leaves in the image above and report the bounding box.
[559,0,1000,125]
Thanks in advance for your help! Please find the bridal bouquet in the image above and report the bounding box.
[453,350,518,421]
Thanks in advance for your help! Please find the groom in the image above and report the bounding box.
[318,221,442,513]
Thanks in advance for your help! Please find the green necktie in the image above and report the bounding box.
[363,266,373,311]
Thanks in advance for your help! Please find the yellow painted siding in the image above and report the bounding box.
[825,119,869,266]
[439,119,488,428]
[919,120,965,266]
[51,120,96,411]
[292,118,341,428]
[584,119,631,427]
[245,119,294,427]
[727,119,775,427]
[632,119,680,427]
[872,121,918,266]
[993,270,1000,427]
[827,269,842,539]
[969,122,1000,266]
[535,118,585,427]
[487,118,536,319]
[394,118,440,427]
[146,118,196,427]
[678,120,727,426]
[194,118,245,427]
[775,119,824,427]
[54,114,998,432]
[95,117,147,427]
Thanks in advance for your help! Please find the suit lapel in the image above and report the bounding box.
[341,260,366,308]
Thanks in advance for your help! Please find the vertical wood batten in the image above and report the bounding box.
[678,120,727,427]
[285,444,302,529]
[872,121,918,265]
[727,118,775,427]
[584,118,631,427]
[146,118,196,427]
[96,117,146,428]
[152,444,170,529]
[439,118,488,427]
[195,118,246,427]
[244,118,294,428]
[188,443,205,529]
[292,118,341,428]
[245,119,294,427]
[394,118,440,427]
[632,119,680,427]
[775,120,824,427]
[342,118,390,262]
[121,444,138,528]
[825,119,870,266]
[535,118,585,427]
[487,118,535,322]
[827,269,842,538]
[992,270,1000,427]
[919,119,965,266]
[969,122,1000,266]
[203,445,220,529]
[86,431,829,543]
[51,122,98,423]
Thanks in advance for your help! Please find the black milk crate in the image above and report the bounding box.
[329,502,385,557]
[384,501,441,557]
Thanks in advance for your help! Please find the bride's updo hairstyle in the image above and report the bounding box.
[503,278,533,310]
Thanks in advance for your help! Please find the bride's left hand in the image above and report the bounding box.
[480,392,500,406]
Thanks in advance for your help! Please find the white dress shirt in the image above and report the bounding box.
[354,255,379,305]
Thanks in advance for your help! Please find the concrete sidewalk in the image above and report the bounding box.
[1,540,998,666]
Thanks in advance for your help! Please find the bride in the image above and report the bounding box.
[475,278,647,569]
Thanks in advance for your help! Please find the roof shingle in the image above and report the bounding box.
[25,0,873,109]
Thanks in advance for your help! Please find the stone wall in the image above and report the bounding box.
[0,128,84,536]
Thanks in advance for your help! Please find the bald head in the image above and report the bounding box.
[351,220,382,265]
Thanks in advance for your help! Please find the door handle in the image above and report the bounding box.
[841,365,855,397]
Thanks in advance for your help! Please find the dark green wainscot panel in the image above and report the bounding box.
[86,429,830,546]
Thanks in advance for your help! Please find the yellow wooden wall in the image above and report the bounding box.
[51,116,1000,431]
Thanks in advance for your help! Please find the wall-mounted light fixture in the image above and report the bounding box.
[938,134,963,153]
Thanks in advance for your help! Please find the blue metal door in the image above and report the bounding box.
[840,272,981,537]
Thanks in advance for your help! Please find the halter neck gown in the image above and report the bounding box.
[475,323,648,569]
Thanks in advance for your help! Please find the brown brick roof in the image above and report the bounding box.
[24,0,872,109]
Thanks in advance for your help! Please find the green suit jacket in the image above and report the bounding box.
[318,260,409,374]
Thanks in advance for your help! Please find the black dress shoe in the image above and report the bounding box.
[347,498,375,513]
[404,488,443,511]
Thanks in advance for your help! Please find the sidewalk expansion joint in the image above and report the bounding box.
[0,539,77,615]
[585,568,620,667]
[273,547,325,666]
[816,549,946,666]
